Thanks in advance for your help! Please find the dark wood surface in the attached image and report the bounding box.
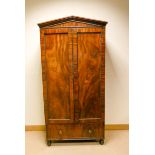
[38,16,108,28]
[39,16,107,145]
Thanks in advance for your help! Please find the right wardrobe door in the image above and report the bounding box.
[77,28,105,123]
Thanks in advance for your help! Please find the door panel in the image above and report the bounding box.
[77,32,102,120]
[45,31,73,123]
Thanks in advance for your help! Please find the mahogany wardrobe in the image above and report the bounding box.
[38,16,107,146]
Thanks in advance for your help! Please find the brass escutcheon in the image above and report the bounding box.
[58,130,62,135]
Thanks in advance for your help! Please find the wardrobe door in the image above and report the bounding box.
[42,29,74,124]
[76,28,105,123]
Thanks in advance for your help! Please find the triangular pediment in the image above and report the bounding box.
[38,16,108,28]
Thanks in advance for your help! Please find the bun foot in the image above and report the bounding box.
[99,139,104,145]
[47,140,52,146]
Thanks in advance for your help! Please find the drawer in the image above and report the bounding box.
[48,124,81,139]
[47,123,100,140]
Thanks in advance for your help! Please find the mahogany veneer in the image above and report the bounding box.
[38,16,108,146]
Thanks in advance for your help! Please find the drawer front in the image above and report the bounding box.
[48,124,81,139]
[47,123,100,140]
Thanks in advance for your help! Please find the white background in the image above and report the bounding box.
[25,0,129,125]
[0,0,155,155]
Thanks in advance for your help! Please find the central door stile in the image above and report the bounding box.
[72,29,80,123]
[68,29,74,123]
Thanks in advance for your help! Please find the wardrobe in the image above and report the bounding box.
[38,16,107,145]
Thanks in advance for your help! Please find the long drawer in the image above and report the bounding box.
[47,123,103,140]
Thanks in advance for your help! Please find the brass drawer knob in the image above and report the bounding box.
[88,129,92,134]
[58,130,62,135]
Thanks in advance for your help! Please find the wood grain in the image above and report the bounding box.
[45,33,70,119]
[78,32,101,119]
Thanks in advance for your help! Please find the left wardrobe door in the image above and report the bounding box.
[40,29,74,124]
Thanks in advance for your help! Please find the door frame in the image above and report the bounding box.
[41,28,74,124]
